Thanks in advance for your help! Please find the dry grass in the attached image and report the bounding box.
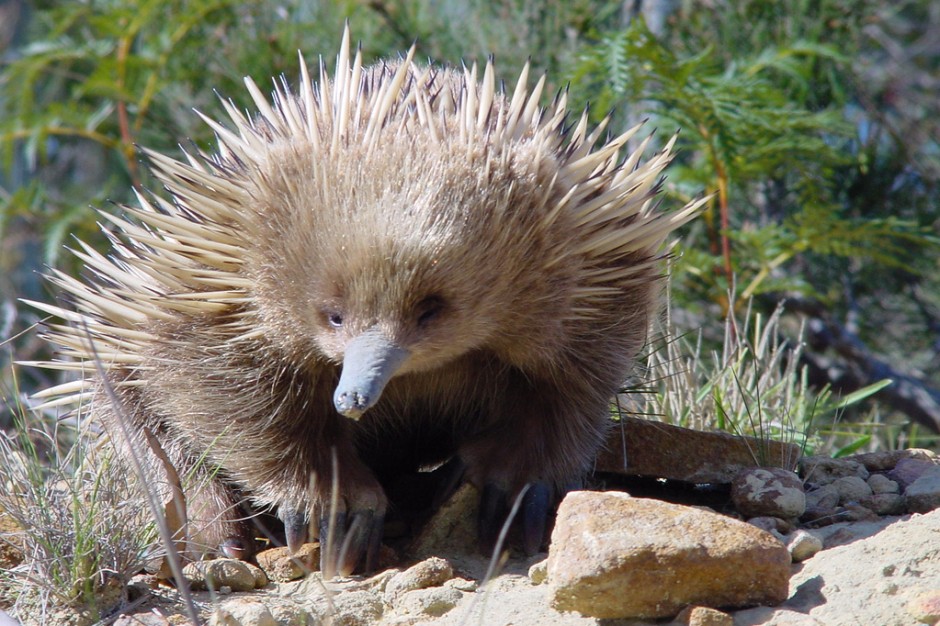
[626,291,890,461]
[0,389,156,625]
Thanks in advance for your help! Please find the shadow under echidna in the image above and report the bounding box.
[26,28,703,577]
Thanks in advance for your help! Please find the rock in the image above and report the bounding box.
[255,543,319,582]
[868,473,900,494]
[0,502,23,573]
[804,484,839,510]
[410,483,478,560]
[422,573,600,625]
[183,558,266,592]
[596,416,801,484]
[812,517,892,548]
[395,587,463,617]
[906,466,940,513]
[746,516,793,534]
[889,457,940,489]
[444,577,477,592]
[384,556,454,604]
[114,613,173,626]
[861,492,905,515]
[800,505,848,527]
[210,598,278,626]
[733,607,825,625]
[547,491,790,619]
[731,467,805,518]
[747,509,940,625]
[328,590,385,626]
[831,475,873,504]
[842,502,880,521]
[852,448,937,472]
[672,605,733,625]
[801,456,868,485]
[785,530,822,562]
[801,484,844,526]
[528,559,548,584]
[906,588,940,625]
[361,567,401,593]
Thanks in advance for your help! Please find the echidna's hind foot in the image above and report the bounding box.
[186,474,257,560]
[519,481,552,556]
[477,480,553,556]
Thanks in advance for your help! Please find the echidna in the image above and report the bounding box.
[29,29,702,576]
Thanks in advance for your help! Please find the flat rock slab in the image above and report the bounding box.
[735,509,940,626]
[596,416,801,484]
[546,491,790,619]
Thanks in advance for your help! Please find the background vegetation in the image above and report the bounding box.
[1,0,938,620]
[3,0,937,446]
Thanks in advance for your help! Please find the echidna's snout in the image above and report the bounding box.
[334,329,410,419]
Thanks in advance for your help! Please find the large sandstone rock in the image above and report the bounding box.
[596,417,801,484]
[547,491,790,619]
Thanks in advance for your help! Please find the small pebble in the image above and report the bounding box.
[861,493,905,516]
[906,588,940,625]
[396,587,463,617]
[183,558,265,592]
[889,458,938,489]
[786,530,823,562]
[747,516,793,534]
[905,466,940,514]
[384,557,454,604]
[672,605,733,626]
[529,559,548,584]
[805,484,840,510]
[867,473,899,494]
[255,543,319,582]
[831,475,872,504]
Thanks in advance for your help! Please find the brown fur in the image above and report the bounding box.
[31,37,701,561]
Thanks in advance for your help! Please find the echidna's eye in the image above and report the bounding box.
[327,312,344,328]
[416,296,444,328]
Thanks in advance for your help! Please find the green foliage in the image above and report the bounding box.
[567,11,938,306]
[0,0,358,268]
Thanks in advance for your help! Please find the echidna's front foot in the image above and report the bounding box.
[279,504,384,577]
[278,464,387,578]
[318,507,385,577]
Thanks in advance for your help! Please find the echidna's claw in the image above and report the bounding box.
[521,481,551,555]
[280,507,309,554]
[318,507,384,577]
[319,510,347,578]
[478,482,509,556]
[364,511,384,573]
